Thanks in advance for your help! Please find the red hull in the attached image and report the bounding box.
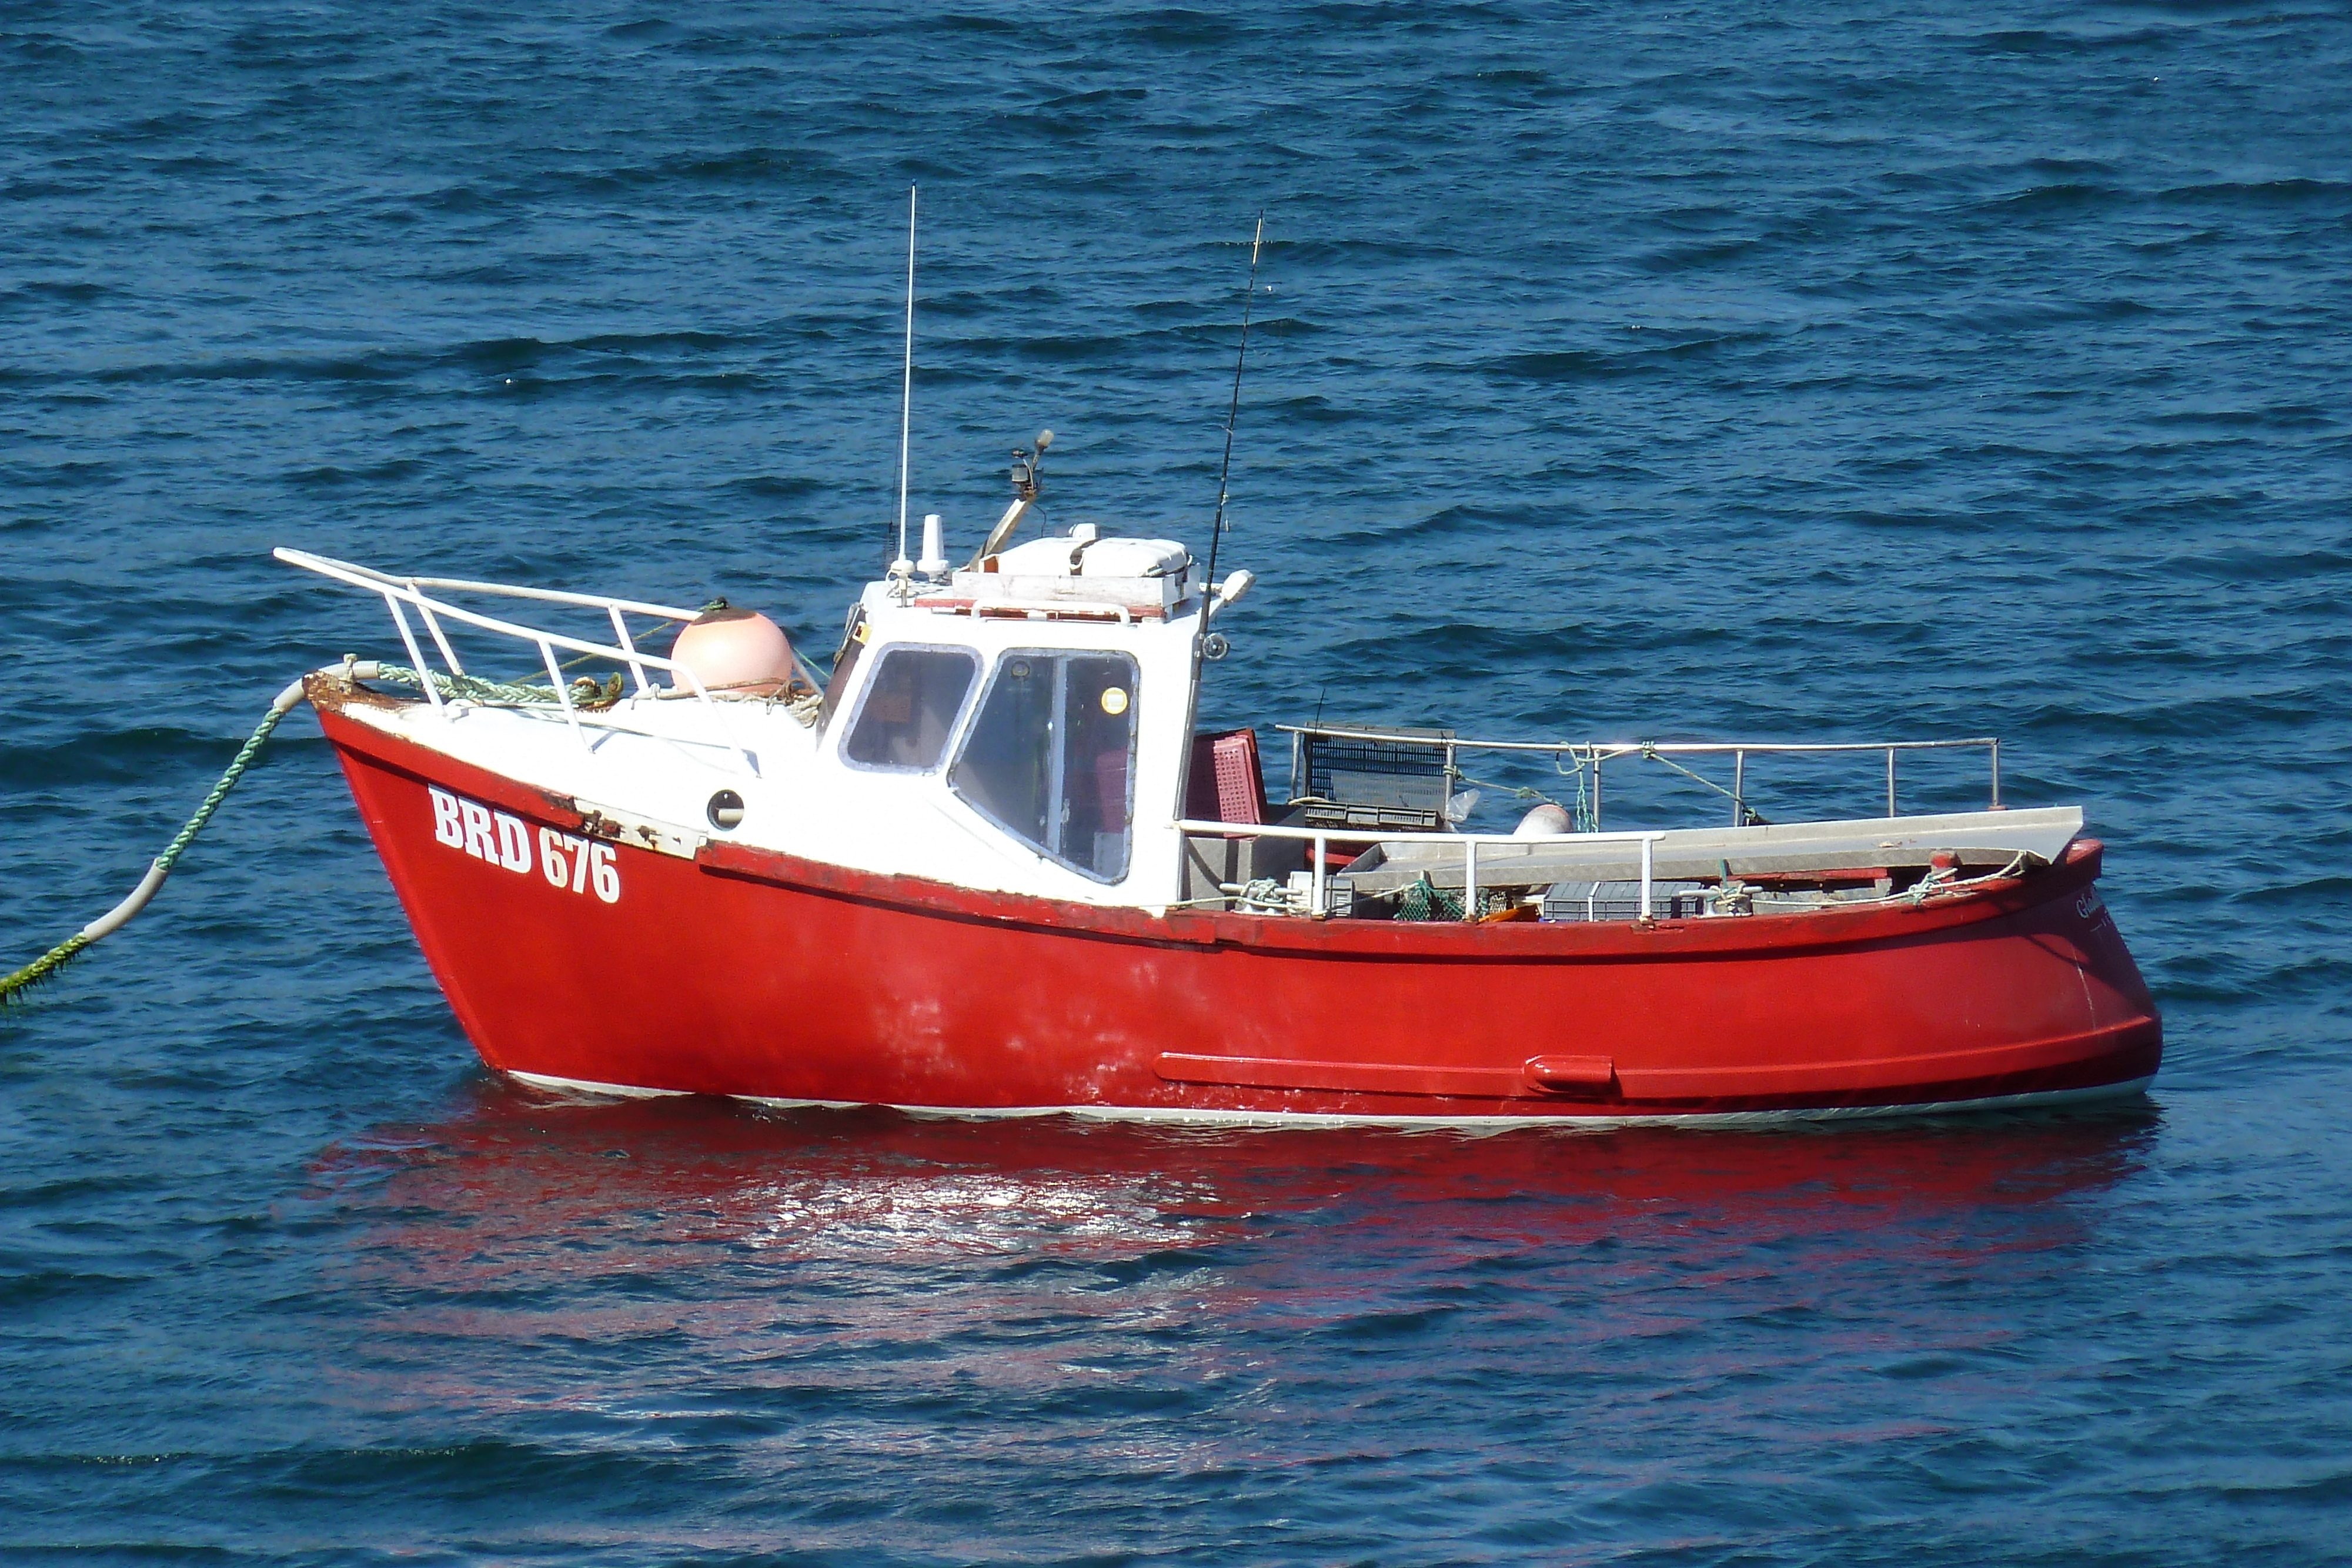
[318,691,2162,1124]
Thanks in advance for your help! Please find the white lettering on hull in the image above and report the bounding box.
[426,785,619,904]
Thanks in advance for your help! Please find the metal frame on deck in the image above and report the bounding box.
[1174,818,1667,921]
[1279,724,2000,827]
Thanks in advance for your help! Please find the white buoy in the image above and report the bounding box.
[1514,803,1572,837]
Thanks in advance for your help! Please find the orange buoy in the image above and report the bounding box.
[669,603,797,696]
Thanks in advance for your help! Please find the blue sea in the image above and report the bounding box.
[5,2,2350,1562]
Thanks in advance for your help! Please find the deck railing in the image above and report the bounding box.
[275,548,773,774]
[1277,724,2000,827]
[1175,818,1668,921]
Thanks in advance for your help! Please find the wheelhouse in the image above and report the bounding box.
[803,527,1211,907]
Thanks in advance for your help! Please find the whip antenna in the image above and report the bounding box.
[1198,212,1264,620]
[892,185,917,581]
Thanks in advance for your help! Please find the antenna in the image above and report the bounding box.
[891,185,917,583]
[1199,213,1263,632]
[970,427,1054,568]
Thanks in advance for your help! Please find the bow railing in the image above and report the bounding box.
[274,547,762,774]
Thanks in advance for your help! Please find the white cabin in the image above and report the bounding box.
[803,526,1221,907]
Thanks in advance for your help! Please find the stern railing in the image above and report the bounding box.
[1278,724,2000,828]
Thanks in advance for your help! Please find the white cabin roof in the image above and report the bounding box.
[883,524,1202,627]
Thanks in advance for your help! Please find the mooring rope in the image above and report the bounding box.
[1,676,312,1007]
[2,626,833,1007]
[370,663,823,727]
[369,663,626,709]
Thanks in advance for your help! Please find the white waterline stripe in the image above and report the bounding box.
[503,1070,2153,1131]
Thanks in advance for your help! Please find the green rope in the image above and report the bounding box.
[1452,750,1600,834]
[1451,770,1560,807]
[1638,743,1769,827]
[1454,768,1597,833]
[2,695,298,1007]
[1459,745,1768,835]
[155,701,296,875]
[0,934,92,1002]
[372,664,623,709]
[1565,748,1596,833]
[1397,873,1462,922]
[1391,874,1514,922]
[374,661,830,726]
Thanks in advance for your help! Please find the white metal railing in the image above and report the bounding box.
[1176,818,1668,921]
[1278,724,2001,825]
[274,548,763,774]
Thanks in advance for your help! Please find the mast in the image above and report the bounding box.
[891,185,917,585]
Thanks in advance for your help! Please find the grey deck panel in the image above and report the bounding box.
[1333,805,2084,894]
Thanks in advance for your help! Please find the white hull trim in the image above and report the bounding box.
[504,1068,2154,1132]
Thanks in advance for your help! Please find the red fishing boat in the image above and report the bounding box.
[274,425,2160,1126]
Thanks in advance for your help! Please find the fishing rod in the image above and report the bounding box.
[1196,211,1264,648]
[1176,215,1267,840]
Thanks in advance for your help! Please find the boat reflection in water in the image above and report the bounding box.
[310,1080,2157,1320]
[283,1081,2164,1556]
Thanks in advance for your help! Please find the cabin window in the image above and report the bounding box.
[841,646,981,771]
[949,650,1138,882]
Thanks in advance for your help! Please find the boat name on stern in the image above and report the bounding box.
[428,785,620,904]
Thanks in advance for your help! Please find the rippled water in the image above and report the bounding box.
[5,2,2350,1561]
